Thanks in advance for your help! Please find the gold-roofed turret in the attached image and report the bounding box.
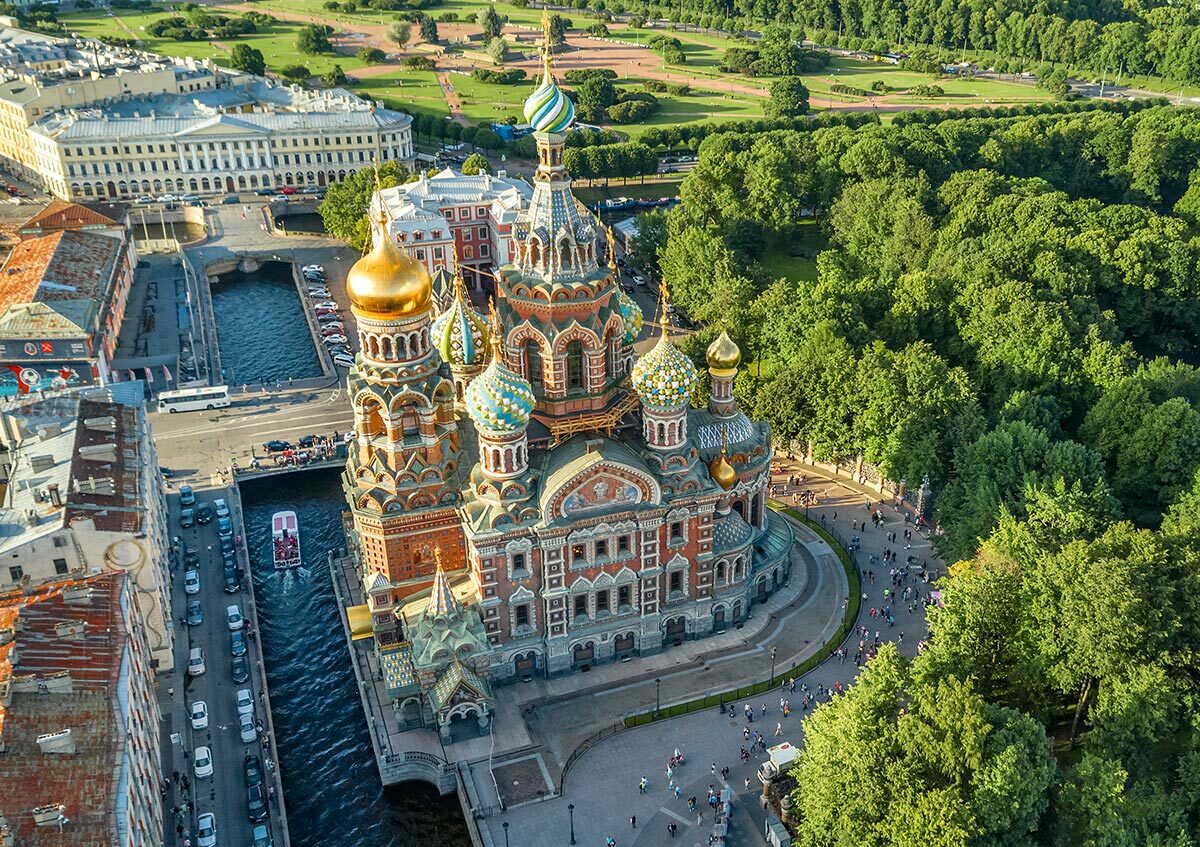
[347,164,433,321]
[706,329,741,373]
[709,425,737,490]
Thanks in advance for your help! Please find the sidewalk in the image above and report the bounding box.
[480,468,942,847]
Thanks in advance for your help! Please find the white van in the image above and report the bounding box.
[758,741,799,784]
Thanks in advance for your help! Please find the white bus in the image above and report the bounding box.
[156,385,231,413]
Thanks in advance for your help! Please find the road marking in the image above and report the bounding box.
[659,807,692,826]
[156,408,352,440]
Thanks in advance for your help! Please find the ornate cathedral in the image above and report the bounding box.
[340,21,793,739]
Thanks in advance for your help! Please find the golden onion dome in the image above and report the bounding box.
[347,212,433,320]
[709,449,737,491]
[706,330,742,372]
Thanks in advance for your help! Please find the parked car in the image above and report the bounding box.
[180,507,195,529]
[184,546,200,567]
[297,434,319,448]
[251,823,274,847]
[226,604,244,631]
[239,712,257,744]
[247,782,269,821]
[134,195,154,205]
[196,812,217,847]
[320,326,346,338]
[236,687,255,717]
[307,289,332,298]
[193,745,214,778]
[218,515,234,540]
[333,353,356,369]
[184,569,201,595]
[223,567,240,594]
[312,300,338,310]
[222,194,241,205]
[244,753,263,786]
[323,334,348,346]
[317,313,342,324]
[230,629,247,657]
[186,600,204,626]
[187,646,206,677]
[281,185,297,195]
[302,264,323,272]
[179,484,195,506]
[220,535,234,555]
[255,187,275,196]
[262,439,292,453]
[231,654,250,684]
[195,503,214,524]
[214,498,230,519]
[189,700,209,730]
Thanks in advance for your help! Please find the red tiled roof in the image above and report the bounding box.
[0,230,120,313]
[0,572,125,847]
[64,398,142,533]
[19,200,120,234]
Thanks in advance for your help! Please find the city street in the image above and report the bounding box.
[163,487,284,847]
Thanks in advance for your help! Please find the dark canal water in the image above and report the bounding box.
[211,261,322,386]
[239,468,471,847]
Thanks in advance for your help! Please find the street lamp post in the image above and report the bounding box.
[770,646,778,686]
[655,678,661,715]
[502,822,509,847]
[568,803,576,845]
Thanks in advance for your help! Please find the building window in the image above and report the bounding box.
[512,552,527,576]
[596,589,610,615]
[618,585,631,609]
[8,565,21,582]
[566,341,585,394]
[463,229,473,242]
[477,207,487,217]
[515,604,530,627]
[524,341,542,392]
[669,571,682,593]
[480,244,490,257]
[434,247,444,260]
[670,522,683,542]
[478,226,488,239]
[573,594,587,618]
[464,246,473,259]
[594,539,607,560]
[617,536,629,554]
[571,544,585,565]
[717,562,726,583]
[53,558,68,575]
[416,249,425,261]
[53,536,67,548]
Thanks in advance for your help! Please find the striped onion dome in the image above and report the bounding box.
[431,279,489,367]
[631,333,698,410]
[616,289,642,344]
[465,355,536,435]
[523,64,575,134]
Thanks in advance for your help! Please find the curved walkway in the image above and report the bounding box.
[481,468,940,847]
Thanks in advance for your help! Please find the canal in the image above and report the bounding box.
[211,261,322,386]
[239,468,470,847]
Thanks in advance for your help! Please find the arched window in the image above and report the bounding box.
[733,500,745,519]
[717,561,726,583]
[524,341,542,393]
[400,407,419,438]
[565,341,585,394]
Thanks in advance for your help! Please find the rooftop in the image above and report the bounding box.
[0,572,126,847]
[32,78,412,141]
[379,168,531,233]
[0,300,95,339]
[19,199,125,237]
[0,229,122,315]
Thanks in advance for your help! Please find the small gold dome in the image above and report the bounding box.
[347,214,433,320]
[709,450,737,491]
[707,330,741,372]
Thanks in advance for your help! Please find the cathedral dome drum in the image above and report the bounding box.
[432,277,490,366]
[465,356,536,434]
[347,211,434,320]
[616,289,643,343]
[631,334,699,409]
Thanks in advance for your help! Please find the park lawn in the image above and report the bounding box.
[572,175,684,203]
[350,70,448,118]
[759,224,825,283]
[804,57,1053,104]
[446,71,530,123]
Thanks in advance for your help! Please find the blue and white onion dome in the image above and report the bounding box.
[631,334,699,409]
[523,65,575,134]
[431,287,489,367]
[465,355,536,435]
[616,289,643,344]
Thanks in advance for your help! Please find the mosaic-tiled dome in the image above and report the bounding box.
[616,289,642,344]
[465,356,535,435]
[631,334,698,409]
[713,509,753,552]
[431,281,489,367]
[523,65,575,134]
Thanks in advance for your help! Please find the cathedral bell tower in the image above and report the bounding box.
[343,182,468,639]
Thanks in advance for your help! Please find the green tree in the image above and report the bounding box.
[461,152,489,175]
[418,14,438,43]
[357,46,385,64]
[548,13,570,44]
[388,21,410,48]
[320,64,349,87]
[628,209,667,272]
[766,76,809,118]
[484,37,508,63]
[296,24,332,55]
[476,7,504,41]
[319,161,408,252]
[228,43,265,76]
[279,64,310,82]
[575,75,617,122]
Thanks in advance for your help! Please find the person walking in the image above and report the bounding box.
[630,815,636,829]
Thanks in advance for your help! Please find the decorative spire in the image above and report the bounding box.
[522,8,574,134]
[605,224,617,271]
[657,276,671,338]
[426,548,461,618]
[541,5,553,82]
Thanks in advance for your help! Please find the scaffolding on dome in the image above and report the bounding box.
[546,386,641,445]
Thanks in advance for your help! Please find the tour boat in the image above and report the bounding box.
[271,510,301,569]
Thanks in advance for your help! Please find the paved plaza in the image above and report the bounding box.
[481,463,941,847]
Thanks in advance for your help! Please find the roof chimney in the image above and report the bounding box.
[53,620,85,639]
[31,804,66,828]
[36,729,75,755]
[61,584,91,605]
[47,483,61,506]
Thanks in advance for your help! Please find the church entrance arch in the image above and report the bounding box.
[399,696,423,728]
[713,607,727,632]
[665,616,686,645]
[756,577,768,603]
[572,641,595,668]
[514,651,538,678]
[614,632,635,657]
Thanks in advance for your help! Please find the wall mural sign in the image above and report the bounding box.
[560,472,643,518]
